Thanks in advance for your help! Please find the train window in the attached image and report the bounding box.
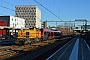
[26,32,29,35]
[26,32,29,38]
[44,32,46,34]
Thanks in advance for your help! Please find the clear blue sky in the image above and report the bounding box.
[0,0,90,26]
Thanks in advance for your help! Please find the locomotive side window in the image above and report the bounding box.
[26,32,29,35]
[26,32,29,38]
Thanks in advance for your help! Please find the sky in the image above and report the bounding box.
[0,0,90,27]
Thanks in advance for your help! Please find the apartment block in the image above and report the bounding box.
[15,5,41,28]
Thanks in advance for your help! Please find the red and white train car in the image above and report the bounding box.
[41,28,62,40]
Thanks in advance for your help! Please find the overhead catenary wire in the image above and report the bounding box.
[0,5,15,11]
[52,0,68,20]
[34,0,62,21]
[0,0,15,12]
[52,0,60,18]
[1,0,15,6]
[0,13,5,15]
[1,0,62,21]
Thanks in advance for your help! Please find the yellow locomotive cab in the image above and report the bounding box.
[16,28,41,45]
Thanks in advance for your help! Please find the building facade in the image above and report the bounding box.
[0,16,25,29]
[15,5,41,28]
[0,20,7,36]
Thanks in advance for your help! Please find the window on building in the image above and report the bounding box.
[31,18,33,20]
[15,19,16,21]
[25,21,26,23]
[28,21,29,22]
[34,13,36,15]
[26,8,28,10]
[30,16,31,18]
[34,21,36,23]
[31,13,33,15]
[32,16,34,18]
[29,13,30,15]
[34,7,36,9]
[34,23,36,25]
[29,18,30,20]
[16,13,17,15]
[34,18,36,20]
[31,7,33,9]
[32,21,34,23]
[21,7,23,10]
[13,23,14,27]
[26,18,28,20]
[12,18,13,21]
[26,23,28,25]
[27,10,29,12]
[24,8,25,10]
[29,8,31,10]
[15,24,16,27]
[30,10,32,12]
[33,10,34,12]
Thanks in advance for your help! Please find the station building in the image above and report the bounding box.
[0,16,25,29]
[15,5,41,29]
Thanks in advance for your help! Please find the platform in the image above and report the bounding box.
[46,37,90,60]
[0,38,16,45]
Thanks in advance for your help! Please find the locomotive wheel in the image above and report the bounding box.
[15,39,24,45]
[24,40,28,45]
[15,41,19,45]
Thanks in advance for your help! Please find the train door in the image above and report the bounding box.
[50,32,54,39]
[44,32,49,40]
[40,29,43,38]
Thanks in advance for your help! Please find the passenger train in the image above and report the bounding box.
[15,27,62,45]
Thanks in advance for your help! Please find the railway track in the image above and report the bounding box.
[0,36,73,60]
[3,36,73,60]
